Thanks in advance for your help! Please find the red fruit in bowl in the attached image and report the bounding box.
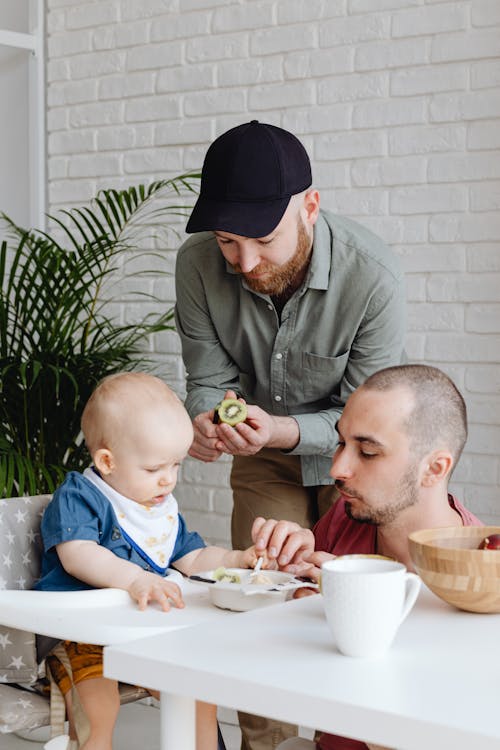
[478,534,500,550]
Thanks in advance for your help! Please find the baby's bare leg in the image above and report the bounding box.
[196,701,218,750]
[75,676,120,750]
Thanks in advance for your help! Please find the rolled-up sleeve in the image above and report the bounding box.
[175,235,241,418]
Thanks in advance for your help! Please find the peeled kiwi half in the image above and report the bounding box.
[213,567,241,584]
[215,398,248,426]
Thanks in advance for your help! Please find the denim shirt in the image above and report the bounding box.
[35,471,206,591]
[175,209,406,486]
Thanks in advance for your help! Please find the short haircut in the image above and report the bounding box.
[362,364,467,469]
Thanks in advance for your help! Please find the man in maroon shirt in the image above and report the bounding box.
[252,364,482,750]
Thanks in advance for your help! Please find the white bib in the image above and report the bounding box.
[83,467,179,574]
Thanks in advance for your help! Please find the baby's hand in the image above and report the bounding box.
[128,571,185,612]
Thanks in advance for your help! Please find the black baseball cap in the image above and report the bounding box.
[186,120,312,238]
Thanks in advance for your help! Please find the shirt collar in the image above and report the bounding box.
[307,212,331,291]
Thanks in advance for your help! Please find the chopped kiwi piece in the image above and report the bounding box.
[215,398,248,426]
[213,567,241,584]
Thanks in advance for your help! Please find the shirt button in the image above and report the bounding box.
[275,353,283,360]
[274,395,282,402]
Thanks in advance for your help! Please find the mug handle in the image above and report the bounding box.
[399,572,421,624]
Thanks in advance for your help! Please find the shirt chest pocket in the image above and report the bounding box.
[301,350,350,402]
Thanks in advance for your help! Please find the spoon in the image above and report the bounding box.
[188,574,216,584]
[249,556,264,577]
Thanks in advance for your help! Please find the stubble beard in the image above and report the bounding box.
[239,217,313,296]
[340,465,420,526]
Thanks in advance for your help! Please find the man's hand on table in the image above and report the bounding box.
[293,550,335,583]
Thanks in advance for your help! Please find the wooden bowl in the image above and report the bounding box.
[408,526,500,613]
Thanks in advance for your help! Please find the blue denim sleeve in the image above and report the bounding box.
[170,512,206,563]
[40,472,106,553]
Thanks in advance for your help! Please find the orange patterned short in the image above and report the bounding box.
[46,641,104,695]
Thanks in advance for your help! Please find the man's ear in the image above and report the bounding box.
[303,189,320,226]
[421,450,453,487]
[94,448,114,476]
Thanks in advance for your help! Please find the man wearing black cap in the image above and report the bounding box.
[175,121,406,750]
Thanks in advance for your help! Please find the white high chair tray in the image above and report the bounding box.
[0,575,232,645]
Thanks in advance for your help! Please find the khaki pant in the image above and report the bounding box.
[230,448,339,750]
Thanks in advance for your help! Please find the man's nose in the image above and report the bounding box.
[237,246,260,273]
[330,448,351,481]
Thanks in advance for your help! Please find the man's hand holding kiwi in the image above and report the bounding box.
[189,404,225,463]
[189,389,300,461]
[214,390,300,457]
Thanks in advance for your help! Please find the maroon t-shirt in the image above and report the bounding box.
[314,493,483,750]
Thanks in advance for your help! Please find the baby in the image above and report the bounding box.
[36,372,262,750]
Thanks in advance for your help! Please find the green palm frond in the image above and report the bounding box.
[0,174,199,496]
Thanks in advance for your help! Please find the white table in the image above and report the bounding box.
[0,574,230,645]
[105,586,500,750]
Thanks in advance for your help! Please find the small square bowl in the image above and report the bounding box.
[408,526,500,613]
[195,568,297,612]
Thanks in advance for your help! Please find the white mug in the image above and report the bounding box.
[321,555,421,658]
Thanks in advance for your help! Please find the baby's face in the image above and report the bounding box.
[103,410,193,506]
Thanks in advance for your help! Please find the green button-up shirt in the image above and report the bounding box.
[175,209,406,485]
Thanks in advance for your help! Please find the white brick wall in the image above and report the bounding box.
[46,0,500,539]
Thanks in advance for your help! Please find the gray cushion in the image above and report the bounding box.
[0,683,50,734]
[0,495,51,684]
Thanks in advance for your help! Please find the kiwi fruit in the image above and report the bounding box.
[214,398,247,426]
[213,567,241,584]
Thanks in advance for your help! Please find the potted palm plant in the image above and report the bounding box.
[0,175,199,497]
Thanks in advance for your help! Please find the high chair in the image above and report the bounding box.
[0,493,228,750]
[0,494,148,743]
